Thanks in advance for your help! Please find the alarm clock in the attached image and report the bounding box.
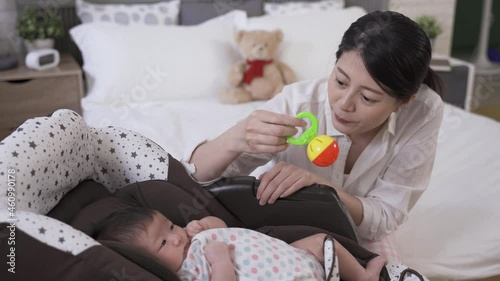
[25,48,60,71]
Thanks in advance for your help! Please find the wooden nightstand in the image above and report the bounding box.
[0,54,84,140]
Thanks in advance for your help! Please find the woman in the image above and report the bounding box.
[181,11,444,261]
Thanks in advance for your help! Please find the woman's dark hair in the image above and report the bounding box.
[336,11,445,100]
[92,207,157,243]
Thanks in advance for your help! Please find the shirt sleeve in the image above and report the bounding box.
[355,103,444,241]
[179,139,224,185]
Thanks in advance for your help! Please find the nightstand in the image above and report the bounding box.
[0,54,84,140]
[433,56,475,111]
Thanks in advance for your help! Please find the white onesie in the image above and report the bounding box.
[177,228,324,281]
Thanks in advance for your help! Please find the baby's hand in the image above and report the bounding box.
[204,242,232,266]
[185,220,207,239]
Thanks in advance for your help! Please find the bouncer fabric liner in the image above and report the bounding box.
[0,109,385,281]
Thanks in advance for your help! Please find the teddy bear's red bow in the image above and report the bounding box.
[243,59,274,84]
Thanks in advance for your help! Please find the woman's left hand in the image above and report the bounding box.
[256,161,322,205]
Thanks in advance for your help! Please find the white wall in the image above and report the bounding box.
[389,0,457,57]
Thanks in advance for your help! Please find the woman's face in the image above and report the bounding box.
[328,51,401,139]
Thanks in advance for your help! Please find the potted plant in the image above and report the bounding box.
[415,15,443,48]
[16,6,63,52]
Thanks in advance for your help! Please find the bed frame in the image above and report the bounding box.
[16,0,389,65]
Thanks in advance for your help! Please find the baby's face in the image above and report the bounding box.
[134,212,190,272]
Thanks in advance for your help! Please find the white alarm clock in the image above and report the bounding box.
[25,48,60,71]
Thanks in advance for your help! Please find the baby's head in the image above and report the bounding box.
[93,207,190,272]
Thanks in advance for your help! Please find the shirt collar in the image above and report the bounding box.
[387,111,397,135]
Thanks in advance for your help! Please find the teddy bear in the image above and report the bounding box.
[219,29,297,104]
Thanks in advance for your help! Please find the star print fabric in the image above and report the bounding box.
[89,126,169,194]
[0,109,170,214]
[178,228,324,281]
[0,210,99,255]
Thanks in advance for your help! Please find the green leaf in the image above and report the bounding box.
[415,15,443,39]
[16,6,64,40]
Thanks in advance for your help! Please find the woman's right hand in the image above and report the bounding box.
[229,110,307,154]
[189,110,306,182]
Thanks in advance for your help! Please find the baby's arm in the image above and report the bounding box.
[186,216,227,239]
[205,242,235,281]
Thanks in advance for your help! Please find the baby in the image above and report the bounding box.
[93,207,386,281]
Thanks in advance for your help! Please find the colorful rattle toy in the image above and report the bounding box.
[287,112,339,167]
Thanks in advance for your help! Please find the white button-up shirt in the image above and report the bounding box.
[219,78,444,243]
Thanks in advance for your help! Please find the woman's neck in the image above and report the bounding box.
[348,122,386,146]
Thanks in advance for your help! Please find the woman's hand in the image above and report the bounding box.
[256,161,327,205]
[189,110,306,182]
[229,110,306,154]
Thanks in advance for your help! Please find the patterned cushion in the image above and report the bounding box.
[0,210,99,255]
[264,0,344,15]
[0,109,174,281]
[76,0,180,26]
[0,218,165,281]
[0,109,170,214]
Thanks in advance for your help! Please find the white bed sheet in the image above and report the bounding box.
[395,105,500,279]
[83,100,500,280]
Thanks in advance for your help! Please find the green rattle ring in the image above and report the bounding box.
[287,112,318,146]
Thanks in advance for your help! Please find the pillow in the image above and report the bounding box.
[201,9,247,27]
[264,0,345,15]
[241,7,367,81]
[70,19,240,105]
[75,0,180,26]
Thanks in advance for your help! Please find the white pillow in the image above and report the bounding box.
[75,0,180,26]
[70,19,240,106]
[202,9,247,27]
[241,7,366,81]
[264,0,345,15]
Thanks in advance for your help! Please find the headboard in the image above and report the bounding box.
[16,0,388,64]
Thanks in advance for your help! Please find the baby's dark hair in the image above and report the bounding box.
[92,207,157,244]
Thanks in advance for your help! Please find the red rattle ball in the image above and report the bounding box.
[307,135,339,167]
[287,112,340,167]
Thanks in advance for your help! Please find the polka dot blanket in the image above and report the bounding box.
[178,228,325,281]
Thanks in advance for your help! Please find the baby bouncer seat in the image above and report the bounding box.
[1,109,389,281]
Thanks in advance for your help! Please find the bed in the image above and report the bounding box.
[5,0,500,280]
